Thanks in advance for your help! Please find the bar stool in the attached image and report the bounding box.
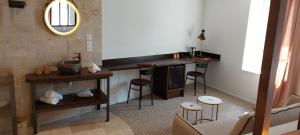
[185,58,210,95]
[127,64,155,110]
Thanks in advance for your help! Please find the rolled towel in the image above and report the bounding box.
[45,90,63,100]
[0,100,8,108]
[40,96,59,105]
[77,89,94,97]
[88,63,101,74]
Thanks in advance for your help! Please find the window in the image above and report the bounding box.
[242,0,271,74]
[49,1,76,26]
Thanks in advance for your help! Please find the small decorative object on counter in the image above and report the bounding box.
[77,89,94,97]
[39,90,63,105]
[176,53,180,59]
[35,67,43,75]
[189,47,196,57]
[173,53,180,59]
[0,100,8,108]
[49,66,58,72]
[44,66,51,74]
[39,96,59,105]
[173,53,177,59]
[45,90,63,100]
[57,53,82,74]
[88,63,101,74]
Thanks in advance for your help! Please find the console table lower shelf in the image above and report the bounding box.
[36,90,107,113]
[26,68,112,134]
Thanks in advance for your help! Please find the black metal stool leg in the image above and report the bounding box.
[184,75,188,86]
[127,83,132,104]
[204,76,207,94]
[139,85,142,110]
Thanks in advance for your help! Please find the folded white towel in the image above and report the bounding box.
[77,89,94,97]
[0,100,8,108]
[40,96,59,105]
[88,63,101,74]
[45,90,63,100]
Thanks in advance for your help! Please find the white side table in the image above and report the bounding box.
[181,102,202,124]
[197,96,223,121]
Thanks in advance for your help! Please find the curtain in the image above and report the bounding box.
[273,0,300,108]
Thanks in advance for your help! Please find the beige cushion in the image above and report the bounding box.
[172,113,202,135]
[229,112,254,135]
[195,118,239,135]
[285,95,300,106]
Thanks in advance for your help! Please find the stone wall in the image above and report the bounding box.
[0,0,102,134]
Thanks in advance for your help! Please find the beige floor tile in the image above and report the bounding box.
[38,111,134,135]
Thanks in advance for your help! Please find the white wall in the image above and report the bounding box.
[202,0,259,103]
[102,0,204,59]
[102,0,204,104]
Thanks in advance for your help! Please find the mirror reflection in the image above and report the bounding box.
[44,0,80,36]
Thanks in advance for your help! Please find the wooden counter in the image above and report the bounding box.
[103,52,221,71]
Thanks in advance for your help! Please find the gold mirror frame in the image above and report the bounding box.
[44,0,81,36]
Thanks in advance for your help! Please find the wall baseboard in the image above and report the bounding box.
[186,81,256,105]
[206,84,256,105]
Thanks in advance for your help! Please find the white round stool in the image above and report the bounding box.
[181,102,202,124]
[197,96,223,121]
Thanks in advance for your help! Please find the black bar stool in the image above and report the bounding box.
[185,58,210,95]
[127,64,155,110]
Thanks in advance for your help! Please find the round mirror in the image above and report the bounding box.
[44,0,81,36]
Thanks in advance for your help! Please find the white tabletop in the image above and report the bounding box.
[198,96,223,105]
[181,102,202,111]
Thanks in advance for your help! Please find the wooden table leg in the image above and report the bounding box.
[201,110,203,123]
[297,112,300,130]
[106,77,110,122]
[97,79,101,110]
[211,105,214,121]
[216,105,219,120]
[195,111,198,125]
[31,84,38,134]
[187,110,189,121]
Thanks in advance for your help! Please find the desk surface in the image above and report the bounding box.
[104,57,219,71]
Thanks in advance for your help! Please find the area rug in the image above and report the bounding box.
[111,85,254,135]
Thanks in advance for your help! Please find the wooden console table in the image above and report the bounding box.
[26,68,113,134]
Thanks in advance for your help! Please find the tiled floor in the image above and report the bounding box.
[37,110,134,135]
